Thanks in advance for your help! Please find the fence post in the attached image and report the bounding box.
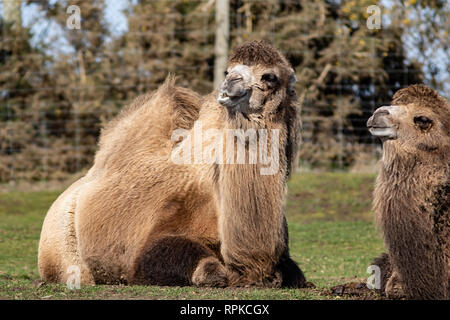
[213,0,230,89]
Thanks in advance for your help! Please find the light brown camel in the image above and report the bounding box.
[367,84,449,299]
[38,40,306,288]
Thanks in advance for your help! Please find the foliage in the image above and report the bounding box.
[0,0,447,181]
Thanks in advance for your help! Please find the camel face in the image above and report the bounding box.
[367,105,402,141]
[218,63,296,117]
[217,64,253,110]
[367,102,450,154]
[216,40,297,119]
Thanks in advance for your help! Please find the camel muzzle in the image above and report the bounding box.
[367,106,398,141]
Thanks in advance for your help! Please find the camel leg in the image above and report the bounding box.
[38,178,95,285]
[275,217,307,288]
[131,236,227,287]
[372,253,406,299]
[371,252,393,293]
[385,271,406,299]
[222,217,307,289]
[38,248,64,283]
[191,256,228,287]
[275,252,307,288]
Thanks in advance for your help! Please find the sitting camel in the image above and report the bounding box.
[38,40,307,288]
[367,84,449,299]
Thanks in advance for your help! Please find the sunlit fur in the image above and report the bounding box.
[38,41,305,288]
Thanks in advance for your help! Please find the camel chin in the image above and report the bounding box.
[368,127,397,141]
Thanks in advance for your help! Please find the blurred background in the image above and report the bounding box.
[0,0,448,185]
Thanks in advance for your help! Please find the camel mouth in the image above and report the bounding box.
[218,91,231,101]
[368,126,397,141]
[367,109,398,141]
[217,90,250,108]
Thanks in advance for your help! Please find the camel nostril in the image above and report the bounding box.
[228,76,243,83]
[375,109,390,116]
[367,106,393,128]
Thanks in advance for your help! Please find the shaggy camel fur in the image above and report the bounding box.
[38,41,306,288]
[367,84,449,299]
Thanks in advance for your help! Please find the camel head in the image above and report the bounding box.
[217,40,297,118]
[367,84,450,159]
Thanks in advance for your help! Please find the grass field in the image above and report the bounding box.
[0,172,386,300]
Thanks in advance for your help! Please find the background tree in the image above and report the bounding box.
[0,6,52,181]
[0,0,447,183]
[25,0,110,179]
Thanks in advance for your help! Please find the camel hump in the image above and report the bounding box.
[93,76,202,169]
[101,76,201,139]
[161,75,202,131]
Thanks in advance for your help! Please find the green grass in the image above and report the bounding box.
[0,172,385,300]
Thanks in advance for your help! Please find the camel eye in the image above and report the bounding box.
[414,116,433,130]
[261,73,278,83]
[224,71,229,76]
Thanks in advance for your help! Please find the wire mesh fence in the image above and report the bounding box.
[0,0,447,185]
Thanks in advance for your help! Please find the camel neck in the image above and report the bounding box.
[198,95,292,283]
[376,148,449,236]
[215,130,288,282]
[217,162,287,281]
